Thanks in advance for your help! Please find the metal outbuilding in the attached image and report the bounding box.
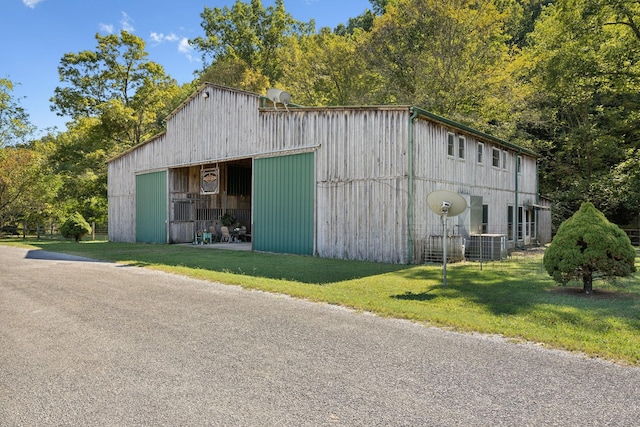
[108,83,549,263]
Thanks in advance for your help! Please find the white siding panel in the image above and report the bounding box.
[313,108,409,263]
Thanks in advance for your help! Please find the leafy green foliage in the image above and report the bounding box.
[60,212,92,242]
[48,31,186,222]
[277,28,380,106]
[0,144,61,228]
[520,0,640,227]
[360,0,517,131]
[543,202,636,293]
[191,0,314,87]
[51,31,180,148]
[0,78,34,147]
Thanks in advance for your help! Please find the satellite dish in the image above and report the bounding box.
[427,190,467,287]
[266,88,291,106]
[427,190,467,217]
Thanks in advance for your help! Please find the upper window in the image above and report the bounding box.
[492,148,500,168]
[477,143,484,164]
[447,133,455,157]
[458,136,465,159]
[517,155,522,174]
[502,150,508,169]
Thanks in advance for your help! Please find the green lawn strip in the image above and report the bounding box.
[3,240,639,365]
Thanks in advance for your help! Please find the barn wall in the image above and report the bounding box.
[108,133,169,243]
[411,118,542,257]
[254,107,410,263]
[164,88,261,166]
[108,84,547,262]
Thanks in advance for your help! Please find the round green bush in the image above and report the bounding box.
[60,212,92,242]
[543,202,636,294]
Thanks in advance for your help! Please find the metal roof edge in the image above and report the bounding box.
[410,106,539,158]
[107,130,166,164]
[257,104,411,112]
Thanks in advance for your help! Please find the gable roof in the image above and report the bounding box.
[109,83,538,163]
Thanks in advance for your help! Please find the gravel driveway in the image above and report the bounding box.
[1,245,639,426]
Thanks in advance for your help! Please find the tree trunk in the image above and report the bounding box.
[583,272,593,294]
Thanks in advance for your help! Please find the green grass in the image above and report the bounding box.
[3,239,640,366]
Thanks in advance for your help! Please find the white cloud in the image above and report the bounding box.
[178,38,198,62]
[120,12,135,32]
[150,32,179,44]
[99,23,115,34]
[178,38,192,54]
[22,0,45,8]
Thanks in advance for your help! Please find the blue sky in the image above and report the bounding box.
[2,0,372,137]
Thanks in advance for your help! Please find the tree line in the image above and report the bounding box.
[1,0,639,234]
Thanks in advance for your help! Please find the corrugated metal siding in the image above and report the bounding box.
[253,153,314,255]
[136,171,167,243]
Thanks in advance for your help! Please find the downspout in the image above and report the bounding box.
[408,107,419,264]
[515,149,521,248]
[535,158,540,243]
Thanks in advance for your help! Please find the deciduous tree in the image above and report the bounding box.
[361,0,517,132]
[520,0,640,226]
[0,144,60,229]
[51,31,179,148]
[0,78,34,147]
[191,0,313,88]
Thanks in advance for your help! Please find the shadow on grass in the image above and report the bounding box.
[391,290,438,302]
[437,261,640,332]
[19,240,411,285]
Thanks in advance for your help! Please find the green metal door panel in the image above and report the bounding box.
[136,171,167,243]
[254,153,314,255]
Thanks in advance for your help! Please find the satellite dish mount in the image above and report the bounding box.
[427,190,468,286]
[266,88,292,111]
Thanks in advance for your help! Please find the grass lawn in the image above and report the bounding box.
[3,239,640,366]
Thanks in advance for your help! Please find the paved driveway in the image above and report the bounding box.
[1,245,639,426]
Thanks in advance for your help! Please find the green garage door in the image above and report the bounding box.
[253,153,314,255]
[136,171,167,243]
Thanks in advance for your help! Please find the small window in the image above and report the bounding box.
[458,136,465,159]
[482,204,489,234]
[447,133,455,157]
[477,143,484,164]
[518,206,524,239]
[517,155,522,173]
[507,206,514,240]
[502,150,508,169]
[492,148,500,167]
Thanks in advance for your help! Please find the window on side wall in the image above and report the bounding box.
[492,148,500,168]
[517,155,522,174]
[507,206,514,241]
[477,143,484,164]
[518,206,524,239]
[447,133,455,157]
[458,136,465,159]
